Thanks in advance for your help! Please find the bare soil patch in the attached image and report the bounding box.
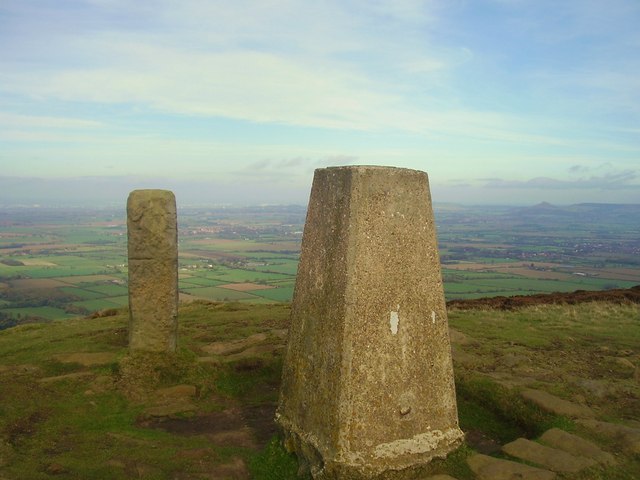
[140,404,278,450]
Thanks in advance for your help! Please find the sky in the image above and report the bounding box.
[1,0,639,206]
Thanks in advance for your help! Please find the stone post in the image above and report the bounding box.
[276,166,463,479]
[127,189,178,353]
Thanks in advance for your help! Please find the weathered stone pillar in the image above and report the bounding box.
[127,189,178,353]
[276,166,463,479]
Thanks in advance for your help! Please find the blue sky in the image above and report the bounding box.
[1,0,639,206]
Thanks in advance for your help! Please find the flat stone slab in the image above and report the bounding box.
[578,419,640,455]
[53,352,118,366]
[467,453,556,480]
[143,384,198,417]
[224,344,283,362]
[144,401,196,417]
[155,384,197,399]
[502,438,596,473]
[201,333,269,355]
[422,475,458,480]
[521,389,594,418]
[539,428,615,465]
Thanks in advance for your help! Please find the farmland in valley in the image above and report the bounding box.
[1,202,638,325]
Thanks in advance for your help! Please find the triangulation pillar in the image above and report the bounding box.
[127,189,178,353]
[276,166,463,479]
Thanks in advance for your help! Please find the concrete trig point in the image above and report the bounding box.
[276,166,463,478]
[127,189,178,353]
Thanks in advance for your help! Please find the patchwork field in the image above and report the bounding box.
[1,203,638,325]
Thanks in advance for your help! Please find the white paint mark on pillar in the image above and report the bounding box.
[431,311,436,324]
[390,311,399,335]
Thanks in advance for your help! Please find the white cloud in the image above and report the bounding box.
[0,112,102,129]
[482,170,638,190]
[1,0,639,206]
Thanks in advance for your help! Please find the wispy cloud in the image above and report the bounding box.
[0,112,102,129]
[235,155,359,182]
[1,0,639,205]
[482,170,638,190]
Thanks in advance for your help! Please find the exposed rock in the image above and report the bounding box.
[521,389,594,418]
[577,419,640,455]
[539,428,615,465]
[615,357,635,371]
[572,377,610,399]
[502,437,596,473]
[467,453,556,480]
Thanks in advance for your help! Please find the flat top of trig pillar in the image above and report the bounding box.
[317,165,426,176]
[129,189,175,196]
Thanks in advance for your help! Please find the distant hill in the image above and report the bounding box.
[448,284,640,310]
[504,202,640,223]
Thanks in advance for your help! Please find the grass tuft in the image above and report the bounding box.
[248,435,308,480]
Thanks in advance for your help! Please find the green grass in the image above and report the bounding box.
[73,298,123,311]
[82,284,128,296]
[59,286,106,300]
[0,301,638,478]
[2,306,74,321]
[214,357,283,404]
[448,302,640,351]
[246,260,300,275]
[105,295,129,307]
[249,436,306,480]
[250,286,295,302]
[178,276,226,287]
[205,267,293,283]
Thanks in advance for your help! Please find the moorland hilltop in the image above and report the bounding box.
[0,287,638,479]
